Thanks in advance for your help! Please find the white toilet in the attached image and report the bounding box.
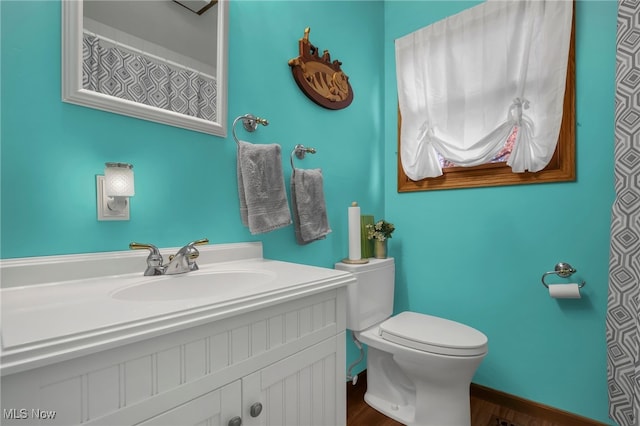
[335,257,488,426]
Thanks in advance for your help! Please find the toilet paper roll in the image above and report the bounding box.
[348,202,361,260]
[548,283,581,299]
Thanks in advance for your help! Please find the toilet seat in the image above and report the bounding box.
[379,311,488,356]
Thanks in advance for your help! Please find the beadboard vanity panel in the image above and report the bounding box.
[1,243,351,426]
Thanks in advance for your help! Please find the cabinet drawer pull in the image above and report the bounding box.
[250,402,263,417]
[228,416,242,426]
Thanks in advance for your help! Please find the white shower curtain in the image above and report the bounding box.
[606,1,640,425]
[395,0,573,180]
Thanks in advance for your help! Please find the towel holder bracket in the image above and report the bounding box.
[232,114,269,145]
[293,144,316,160]
[241,114,268,132]
[290,144,317,177]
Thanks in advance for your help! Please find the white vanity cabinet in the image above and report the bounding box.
[1,288,347,426]
[136,381,241,426]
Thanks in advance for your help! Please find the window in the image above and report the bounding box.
[397,6,575,192]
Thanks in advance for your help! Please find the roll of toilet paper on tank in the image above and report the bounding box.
[548,283,581,299]
[348,202,361,260]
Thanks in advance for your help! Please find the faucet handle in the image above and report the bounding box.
[187,238,209,247]
[129,242,163,267]
[167,239,209,262]
[181,239,209,259]
[130,242,159,251]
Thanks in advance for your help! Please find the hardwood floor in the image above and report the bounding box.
[346,373,564,426]
[347,373,403,426]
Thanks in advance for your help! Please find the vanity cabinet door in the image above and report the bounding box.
[241,333,346,426]
[136,380,241,426]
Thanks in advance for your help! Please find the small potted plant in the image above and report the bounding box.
[366,220,395,258]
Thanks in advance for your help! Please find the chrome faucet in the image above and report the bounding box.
[129,239,209,276]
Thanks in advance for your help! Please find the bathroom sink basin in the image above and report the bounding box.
[112,270,277,301]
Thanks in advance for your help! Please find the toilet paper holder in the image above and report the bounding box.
[541,262,586,289]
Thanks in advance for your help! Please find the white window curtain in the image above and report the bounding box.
[396,0,573,180]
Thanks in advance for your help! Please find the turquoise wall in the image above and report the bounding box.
[384,1,617,423]
[0,0,385,263]
[1,0,383,391]
[1,0,617,423]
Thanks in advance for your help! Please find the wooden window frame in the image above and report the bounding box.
[397,18,575,192]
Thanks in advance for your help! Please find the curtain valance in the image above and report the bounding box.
[396,0,573,180]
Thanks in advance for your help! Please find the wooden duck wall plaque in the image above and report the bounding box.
[288,28,353,110]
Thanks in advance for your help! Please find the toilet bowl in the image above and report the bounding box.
[335,258,488,426]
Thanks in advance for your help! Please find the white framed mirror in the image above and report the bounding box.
[62,0,228,137]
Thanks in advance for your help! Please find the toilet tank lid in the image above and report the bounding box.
[334,257,394,272]
[379,311,488,355]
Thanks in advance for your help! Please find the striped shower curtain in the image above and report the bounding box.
[606,1,640,425]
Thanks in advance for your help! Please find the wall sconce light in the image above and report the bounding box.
[96,162,135,221]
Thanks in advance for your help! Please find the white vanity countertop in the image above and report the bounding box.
[0,243,355,375]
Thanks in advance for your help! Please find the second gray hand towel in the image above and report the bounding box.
[237,141,292,234]
[291,168,331,244]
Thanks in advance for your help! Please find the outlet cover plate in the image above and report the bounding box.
[96,175,130,221]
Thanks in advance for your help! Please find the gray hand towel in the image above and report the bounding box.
[237,141,292,234]
[291,168,331,245]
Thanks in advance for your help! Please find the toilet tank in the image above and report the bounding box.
[335,257,395,331]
